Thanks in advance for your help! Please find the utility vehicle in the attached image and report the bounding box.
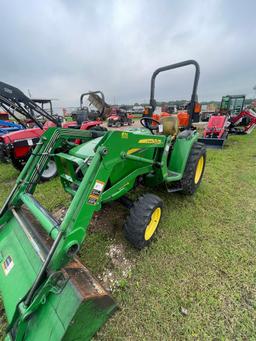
[107,108,133,127]
[199,94,256,148]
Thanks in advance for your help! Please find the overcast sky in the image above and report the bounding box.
[1,0,255,108]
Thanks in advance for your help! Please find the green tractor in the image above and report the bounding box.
[0,60,206,340]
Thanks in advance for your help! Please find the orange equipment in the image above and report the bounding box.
[152,111,190,128]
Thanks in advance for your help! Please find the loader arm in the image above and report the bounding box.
[1,128,169,268]
[0,81,60,127]
[230,109,256,134]
[0,127,176,340]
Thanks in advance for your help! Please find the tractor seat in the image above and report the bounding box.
[159,116,179,136]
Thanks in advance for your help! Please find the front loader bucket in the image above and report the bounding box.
[198,136,227,149]
[0,207,116,341]
[22,260,116,341]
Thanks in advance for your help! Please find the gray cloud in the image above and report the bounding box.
[0,0,255,108]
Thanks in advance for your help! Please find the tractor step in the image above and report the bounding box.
[165,178,182,193]
[166,170,182,181]
[166,186,183,193]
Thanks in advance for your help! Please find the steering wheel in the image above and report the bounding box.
[140,117,160,132]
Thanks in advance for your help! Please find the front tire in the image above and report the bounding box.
[124,194,163,249]
[180,142,206,195]
[41,159,57,181]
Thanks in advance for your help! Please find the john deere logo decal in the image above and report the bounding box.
[121,132,128,139]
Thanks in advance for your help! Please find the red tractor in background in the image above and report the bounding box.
[199,95,256,148]
[81,91,134,128]
[0,83,106,180]
[71,90,107,126]
[107,107,133,127]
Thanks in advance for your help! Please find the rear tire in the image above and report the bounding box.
[180,142,206,195]
[10,151,30,171]
[124,194,163,249]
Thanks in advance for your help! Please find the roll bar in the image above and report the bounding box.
[80,91,106,116]
[149,59,200,127]
[32,99,54,116]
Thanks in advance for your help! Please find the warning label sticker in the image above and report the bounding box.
[88,180,105,205]
[2,256,14,276]
[91,180,105,196]
[88,194,99,205]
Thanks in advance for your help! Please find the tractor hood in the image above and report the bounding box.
[70,136,103,159]
[0,127,43,144]
[69,128,152,159]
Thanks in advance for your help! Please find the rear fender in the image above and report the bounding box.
[169,131,198,174]
[0,128,42,144]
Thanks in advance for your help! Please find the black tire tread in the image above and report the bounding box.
[124,193,163,249]
[180,142,206,195]
[10,150,30,171]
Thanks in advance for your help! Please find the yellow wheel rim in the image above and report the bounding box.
[144,207,161,241]
[194,156,204,184]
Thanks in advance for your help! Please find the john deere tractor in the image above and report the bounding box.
[0,60,206,340]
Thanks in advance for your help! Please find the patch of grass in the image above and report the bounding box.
[0,131,256,340]
[0,297,6,338]
[97,132,256,340]
[79,232,112,275]
[0,163,19,207]
[33,178,71,211]
[0,163,70,211]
